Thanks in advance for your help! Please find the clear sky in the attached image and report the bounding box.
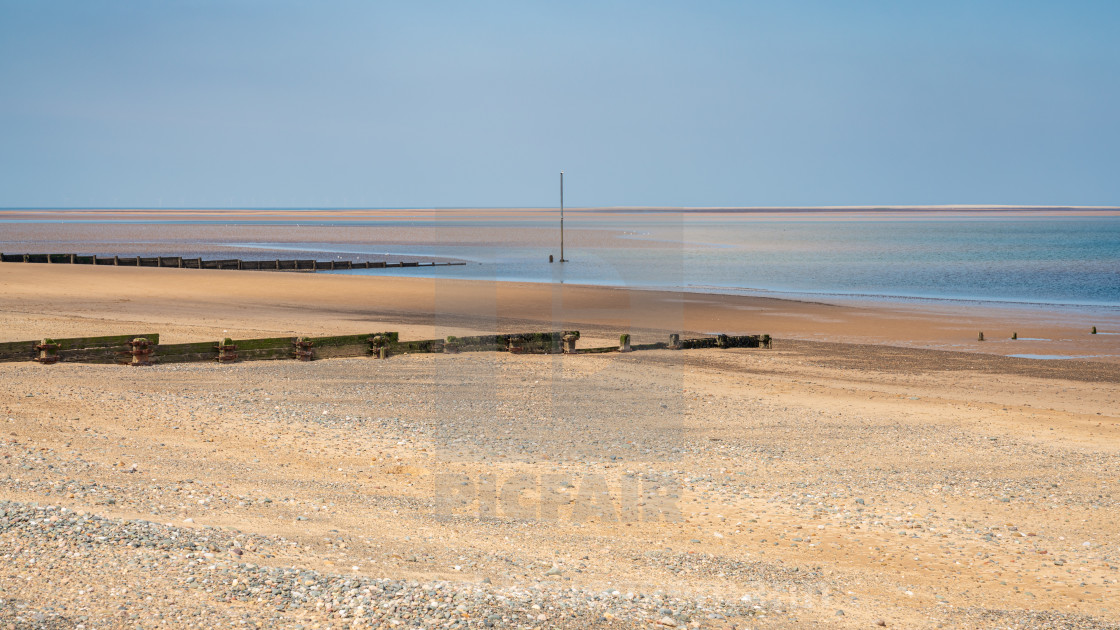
[1,1,1118,208]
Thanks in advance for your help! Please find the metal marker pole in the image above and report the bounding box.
[560,171,566,262]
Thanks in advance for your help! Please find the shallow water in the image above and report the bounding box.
[3,210,1118,310]
[325,215,1120,309]
[1008,354,1098,360]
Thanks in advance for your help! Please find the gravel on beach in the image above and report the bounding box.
[1,344,1118,629]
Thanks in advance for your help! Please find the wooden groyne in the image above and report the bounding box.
[0,333,161,365]
[0,332,770,366]
[0,253,466,272]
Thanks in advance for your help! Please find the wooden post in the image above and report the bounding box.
[370,334,387,358]
[619,333,631,353]
[717,334,729,348]
[562,332,579,354]
[216,338,238,363]
[127,337,154,366]
[668,333,680,350]
[69,254,76,264]
[444,336,461,354]
[113,256,119,265]
[34,339,60,364]
[978,332,985,341]
[292,337,314,361]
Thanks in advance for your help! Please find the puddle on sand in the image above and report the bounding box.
[1008,354,1100,360]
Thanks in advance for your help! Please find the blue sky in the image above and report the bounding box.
[1,1,1117,208]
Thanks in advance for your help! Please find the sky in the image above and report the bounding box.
[1,1,1118,208]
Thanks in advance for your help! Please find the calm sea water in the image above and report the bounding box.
[4,211,1118,308]
[312,216,1120,308]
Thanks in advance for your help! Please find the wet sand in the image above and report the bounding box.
[1,263,1116,362]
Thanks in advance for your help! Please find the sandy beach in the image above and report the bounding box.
[1,264,1118,628]
[6,0,1120,624]
[2,263,1117,361]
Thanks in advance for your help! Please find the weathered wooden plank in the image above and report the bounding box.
[201,259,239,269]
[310,344,372,359]
[51,333,160,350]
[303,334,368,348]
[631,342,668,351]
[228,336,295,351]
[519,331,564,353]
[305,333,393,349]
[157,341,219,355]
[392,339,443,354]
[57,347,131,363]
[457,343,505,352]
[237,347,296,362]
[0,332,153,363]
[2,254,464,269]
[721,334,761,348]
[579,346,619,354]
[0,339,36,353]
[451,332,566,354]
[0,339,36,362]
[155,352,219,364]
[452,334,506,352]
[680,338,718,349]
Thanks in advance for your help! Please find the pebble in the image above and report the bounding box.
[0,500,767,628]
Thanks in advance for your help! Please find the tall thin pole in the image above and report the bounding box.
[559,171,566,262]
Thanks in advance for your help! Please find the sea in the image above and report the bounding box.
[2,209,1118,310]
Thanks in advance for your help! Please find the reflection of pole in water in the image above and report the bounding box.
[560,171,567,263]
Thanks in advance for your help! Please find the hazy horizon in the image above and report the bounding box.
[3,205,1119,212]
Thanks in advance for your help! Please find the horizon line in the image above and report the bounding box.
[2,204,1119,212]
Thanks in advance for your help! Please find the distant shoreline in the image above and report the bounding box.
[2,205,1119,216]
